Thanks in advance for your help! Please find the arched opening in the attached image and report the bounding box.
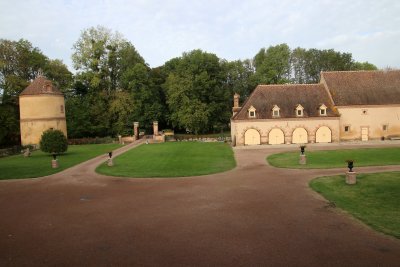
[292,128,308,144]
[316,126,332,143]
[244,129,260,145]
[268,128,285,145]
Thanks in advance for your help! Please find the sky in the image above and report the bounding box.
[1,0,399,71]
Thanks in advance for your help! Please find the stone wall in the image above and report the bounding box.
[231,117,340,146]
[337,105,400,141]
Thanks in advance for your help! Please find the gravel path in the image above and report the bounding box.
[0,140,399,266]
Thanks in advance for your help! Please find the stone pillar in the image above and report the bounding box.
[51,159,59,168]
[153,121,159,136]
[309,134,316,143]
[346,172,357,184]
[299,154,307,165]
[133,122,139,140]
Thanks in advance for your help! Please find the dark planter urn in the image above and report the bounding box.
[347,160,354,172]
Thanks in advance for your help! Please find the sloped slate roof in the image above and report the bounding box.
[233,84,338,120]
[321,70,400,106]
[20,76,63,96]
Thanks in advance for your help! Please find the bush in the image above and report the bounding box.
[40,129,68,154]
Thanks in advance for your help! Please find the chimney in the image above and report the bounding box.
[234,93,240,108]
[232,93,241,116]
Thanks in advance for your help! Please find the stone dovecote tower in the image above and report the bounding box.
[19,74,67,146]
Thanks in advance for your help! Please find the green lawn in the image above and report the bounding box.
[310,172,400,238]
[96,142,236,178]
[267,147,400,169]
[0,143,122,180]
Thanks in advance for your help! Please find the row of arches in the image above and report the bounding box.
[244,126,332,145]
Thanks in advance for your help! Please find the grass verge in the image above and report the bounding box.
[96,141,236,178]
[310,172,400,238]
[267,147,400,169]
[0,143,122,180]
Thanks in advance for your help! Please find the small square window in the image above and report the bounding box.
[297,110,302,116]
[383,125,388,131]
[273,110,279,117]
[320,109,326,115]
[249,111,255,117]
[344,126,350,132]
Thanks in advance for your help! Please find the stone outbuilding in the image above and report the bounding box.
[19,74,67,146]
[231,70,400,146]
[321,70,400,141]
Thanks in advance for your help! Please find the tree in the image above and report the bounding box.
[163,50,230,134]
[39,129,68,154]
[221,59,256,100]
[69,26,164,136]
[352,61,378,71]
[253,44,291,84]
[72,26,145,93]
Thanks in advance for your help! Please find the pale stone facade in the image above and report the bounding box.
[19,75,67,146]
[231,70,400,146]
[337,105,400,141]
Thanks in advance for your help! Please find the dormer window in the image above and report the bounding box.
[295,104,304,117]
[319,104,327,116]
[248,105,256,118]
[272,105,280,117]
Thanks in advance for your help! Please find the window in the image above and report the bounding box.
[295,104,304,117]
[319,104,327,116]
[248,106,256,118]
[272,105,280,117]
[344,126,350,132]
[60,105,64,113]
[383,125,388,131]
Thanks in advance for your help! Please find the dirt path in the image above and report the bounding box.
[0,142,399,266]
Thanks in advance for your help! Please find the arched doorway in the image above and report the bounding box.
[244,129,260,145]
[316,126,332,143]
[268,128,285,145]
[292,128,308,144]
